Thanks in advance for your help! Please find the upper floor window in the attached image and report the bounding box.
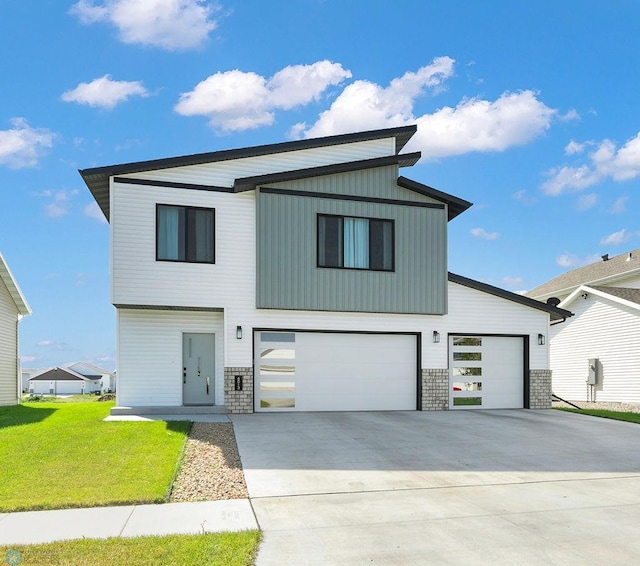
[317,214,394,271]
[156,204,215,263]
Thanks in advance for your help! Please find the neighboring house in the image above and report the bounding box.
[80,125,570,414]
[21,367,47,393]
[66,362,116,393]
[28,366,102,395]
[0,252,31,406]
[527,249,640,403]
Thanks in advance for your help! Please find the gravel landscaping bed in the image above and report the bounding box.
[553,400,640,413]
[170,423,249,502]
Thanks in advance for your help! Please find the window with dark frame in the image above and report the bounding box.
[156,204,215,263]
[317,214,394,271]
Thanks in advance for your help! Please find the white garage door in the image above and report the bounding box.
[255,331,417,412]
[449,335,524,409]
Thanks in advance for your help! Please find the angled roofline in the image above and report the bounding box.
[80,125,418,221]
[28,366,96,382]
[448,272,573,321]
[560,284,640,312]
[397,176,472,221]
[0,252,31,316]
[234,153,421,192]
[65,361,115,376]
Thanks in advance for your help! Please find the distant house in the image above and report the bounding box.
[28,366,103,396]
[67,362,116,393]
[0,252,32,405]
[527,249,640,403]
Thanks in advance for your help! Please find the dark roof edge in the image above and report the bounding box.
[398,177,472,221]
[79,125,418,178]
[448,272,574,320]
[234,152,421,192]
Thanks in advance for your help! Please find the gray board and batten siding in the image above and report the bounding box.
[256,165,448,315]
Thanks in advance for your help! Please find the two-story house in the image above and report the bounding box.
[0,252,31,406]
[80,125,569,415]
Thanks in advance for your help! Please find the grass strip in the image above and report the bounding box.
[555,407,640,424]
[1,531,261,566]
[0,401,190,512]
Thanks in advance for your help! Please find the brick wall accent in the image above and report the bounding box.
[224,367,253,414]
[421,369,449,411]
[529,369,552,409]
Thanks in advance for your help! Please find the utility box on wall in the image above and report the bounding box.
[587,358,599,385]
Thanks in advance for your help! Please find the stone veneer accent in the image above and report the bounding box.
[529,369,552,409]
[224,367,254,414]
[421,369,449,411]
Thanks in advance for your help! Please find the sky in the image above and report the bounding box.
[1,0,639,370]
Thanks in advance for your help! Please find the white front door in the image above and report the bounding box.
[182,333,215,405]
[449,335,524,409]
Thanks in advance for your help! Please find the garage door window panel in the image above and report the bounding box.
[318,214,394,271]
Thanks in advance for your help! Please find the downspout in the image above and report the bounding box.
[16,316,20,404]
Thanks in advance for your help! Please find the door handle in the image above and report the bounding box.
[183,367,187,384]
[206,376,210,395]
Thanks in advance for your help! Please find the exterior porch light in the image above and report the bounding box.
[433,331,440,343]
[236,325,243,340]
[538,333,545,345]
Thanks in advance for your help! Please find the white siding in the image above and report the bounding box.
[118,309,224,407]
[0,277,18,405]
[111,182,255,310]
[122,139,396,188]
[550,294,640,402]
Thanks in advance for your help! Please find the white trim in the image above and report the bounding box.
[560,285,640,313]
[0,252,31,316]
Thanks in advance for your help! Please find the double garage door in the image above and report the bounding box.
[255,331,418,412]
[254,331,526,412]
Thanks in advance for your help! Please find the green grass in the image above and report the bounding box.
[0,401,191,512]
[1,531,261,566]
[556,407,640,424]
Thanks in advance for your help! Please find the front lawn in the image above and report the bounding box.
[556,407,640,424]
[1,531,261,566]
[0,400,190,512]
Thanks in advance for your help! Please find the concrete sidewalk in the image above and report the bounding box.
[0,500,258,546]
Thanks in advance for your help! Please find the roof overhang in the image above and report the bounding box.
[0,252,31,316]
[234,153,421,192]
[449,272,573,321]
[397,177,472,221]
[80,125,418,222]
[560,285,640,312]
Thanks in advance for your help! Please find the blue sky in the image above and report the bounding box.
[1,1,639,370]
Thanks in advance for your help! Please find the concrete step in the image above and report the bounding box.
[110,405,227,416]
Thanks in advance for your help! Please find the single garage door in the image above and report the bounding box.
[449,335,524,409]
[255,331,417,412]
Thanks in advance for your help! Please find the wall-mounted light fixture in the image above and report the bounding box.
[538,333,545,346]
[433,331,440,344]
[236,325,243,340]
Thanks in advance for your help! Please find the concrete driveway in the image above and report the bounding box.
[232,409,640,565]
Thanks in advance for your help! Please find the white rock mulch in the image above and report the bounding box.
[170,422,249,502]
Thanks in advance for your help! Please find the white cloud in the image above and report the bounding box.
[556,253,580,267]
[610,196,628,214]
[564,140,585,155]
[600,228,632,246]
[70,0,219,51]
[37,340,54,347]
[0,118,55,168]
[175,61,351,131]
[470,227,500,240]
[576,193,598,211]
[84,201,108,223]
[559,109,580,122]
[20,355,38,364]
[543,132,640,194]
[297,58,556,159]
[298,57,455,139]
[513,189,537,205]
[36,189,79,218]
[62,75,149,109]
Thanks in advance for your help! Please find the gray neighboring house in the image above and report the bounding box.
[527,249,640,403]
[0,252,31,405]
[28,366,102,395]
